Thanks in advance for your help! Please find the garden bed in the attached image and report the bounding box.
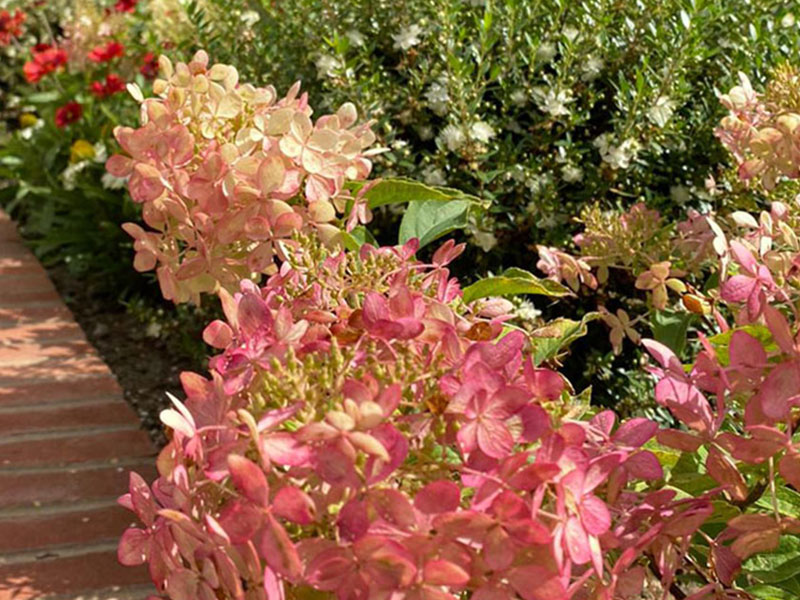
[47,264,197,446]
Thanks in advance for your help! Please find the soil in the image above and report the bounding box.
[47,265,201,447]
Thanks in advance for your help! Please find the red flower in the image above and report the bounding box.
[139,52,158,79]
[114,0,138,12]
[23,45,68,83]
[54,102,82,128]
[0,9,26,46]
[90,73,126,98]
[88,41,124,63]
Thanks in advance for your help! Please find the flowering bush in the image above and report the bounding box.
[106,46,800,600]
[107,51,380,303]
[190,0,800,261]
[0,0,182,288]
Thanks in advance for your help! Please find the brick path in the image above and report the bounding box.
[0,211,156,599]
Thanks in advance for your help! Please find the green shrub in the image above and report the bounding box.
[194,0,800,269]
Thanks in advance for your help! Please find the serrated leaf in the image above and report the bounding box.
[462,268,570,304]
[398,199,470,249]
[528,312,599,365]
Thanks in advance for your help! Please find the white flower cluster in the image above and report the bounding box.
[647,96,676,127]
[469,121,495,143]
[315,54,342,78]
[393,24,423,51]
[532,87,573,117]
[593,134,641,170]
[422,165,447,186]
[425,79,450,116]
[438,124,465,152]
[581,56,604,82]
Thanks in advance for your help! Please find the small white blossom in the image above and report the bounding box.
[670,185,690,204]
[510,89,527,106]
[537,214,559,229]
[562,26,579,42]
[469,121,495,143]
[425,80,450,116]
[417,125,434,141]
[422,166,447,186]
[510,164,527,182]
[145,322,162,338]
[581,56,604,81]
[782,13,796,28]
[647,96,676,128]
[19,118,43,140]
[240,10,260,26]
[102,172,128,190]
[438,124,465,152]
[315,54,341,78]
[473,230,498,252]
[562,164,584,183]
[346,29,365,47]
[60,161,90,191]
[535,42,556,63]
[515,299,542,322]
[392,138,408,150]
[533,87,573,117]
[594,135,640,170]
[525,173,551,195]
[393,24,423,51]
[93,142,108,163]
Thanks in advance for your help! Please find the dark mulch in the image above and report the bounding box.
[47,265,201,447]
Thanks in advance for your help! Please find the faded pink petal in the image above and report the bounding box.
[227,454,269,506]
[415,480,461,514]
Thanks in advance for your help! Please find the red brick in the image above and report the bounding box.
[0,354,110,382]
[0,254,45,275]
[0,273,57,294]
[0,464,157,509]
[0,287,62,306]
[0,304,74,326]
[0,222,21,243]
[0,551,152,600]
[0,429,155,468]
[0,320,86,348]
[0,339,94,367]
[0,242,34,258]
[0,504,139,554]
[0,401,139,436]
[0,376,120,407]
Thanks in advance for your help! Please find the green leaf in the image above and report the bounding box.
[709,325,777,366]
[340,225,377,251]
[651,310,693,358]
[462,268,570,304]
[26,90,61,104]
[398,199,470,249]
[744,536,800,584]
[528,312,600,366]
[747,584,798,599]
[352,178,480,209]
[755,485,800,518]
